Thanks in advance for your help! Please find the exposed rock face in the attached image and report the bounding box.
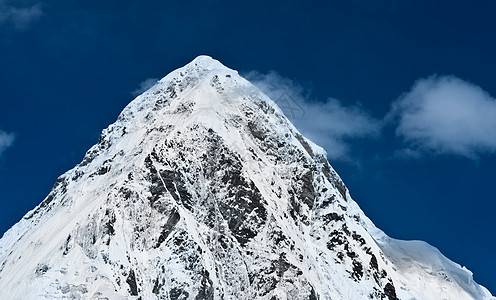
[0,56,493,300]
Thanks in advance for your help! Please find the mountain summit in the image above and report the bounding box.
[0,56,493,299]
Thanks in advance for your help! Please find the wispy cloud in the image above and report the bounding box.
[244,71,381,160]
[389,75,496,159]
[131,78,159,96]
[0,1,43,29]
[0,130,15,157]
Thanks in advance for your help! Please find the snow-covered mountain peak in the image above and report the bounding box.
[118,55,244,121]
[155,54,235,91]
[0,57,493,300]
[187,55,226,70]
[105,55,306,165]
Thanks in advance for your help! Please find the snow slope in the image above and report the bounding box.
[0,55,493,300]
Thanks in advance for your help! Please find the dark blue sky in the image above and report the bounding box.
[1,0,495,294]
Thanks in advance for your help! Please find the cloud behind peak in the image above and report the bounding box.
[244,70,381,160]
[0,1,43,29]
[0,130,15,158]
[390,75,496,159]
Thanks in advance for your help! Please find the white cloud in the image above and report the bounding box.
[131,78,159,96]
[390,75,496,159]
[244,71,381,160]
[0,1,43,29]
[0,130,15,157]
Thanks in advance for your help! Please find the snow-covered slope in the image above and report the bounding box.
[0,56,493,300]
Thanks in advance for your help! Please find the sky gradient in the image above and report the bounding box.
[1,0,495,294]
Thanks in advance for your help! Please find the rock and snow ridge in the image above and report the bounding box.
[0,55,493,299]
